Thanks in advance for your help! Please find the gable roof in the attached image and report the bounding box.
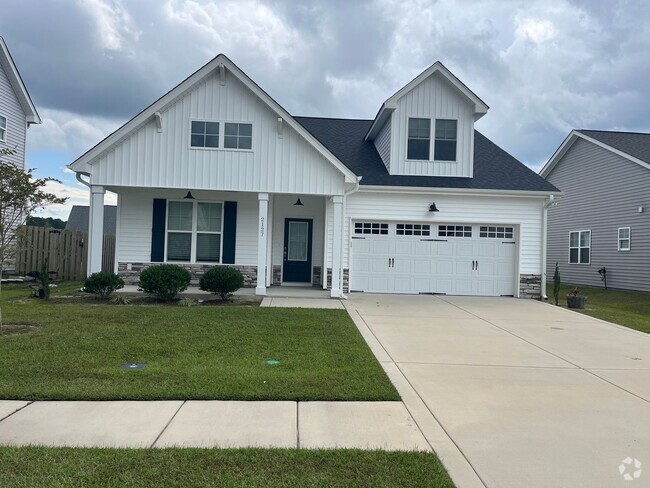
[65,205,117,236]
[365,61,489,140]
[296,116,558,193]
[0,37,41,124]
[540,129,650,177]
[69,54,357,183]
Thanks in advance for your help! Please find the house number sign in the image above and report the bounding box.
[260,217,265,237]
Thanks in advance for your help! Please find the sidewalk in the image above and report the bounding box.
[0,400,429,451]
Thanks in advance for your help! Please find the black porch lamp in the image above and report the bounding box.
[429,202,439,212]
[184,191,195,199]
[293,198,304,206]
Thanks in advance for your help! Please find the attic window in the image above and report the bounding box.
[0,115,6,142]
[434,119,457,161]
[224,123,252,150]
[407,118,430,160]
[191,121,219,148]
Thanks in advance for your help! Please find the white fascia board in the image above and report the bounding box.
[0,37,41,124]
[70,54,358,184]
[358,185,561,198]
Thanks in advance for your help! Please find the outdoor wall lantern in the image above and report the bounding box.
[293,198,304,206]
[184,191,195,199]
[429,202,439,212]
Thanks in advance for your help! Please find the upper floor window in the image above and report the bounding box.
[224,123,252,150]
[407,118,430,160]
[191,121,219,148]
[569,230,590,264]
[0,115,6,142]
[434,119,457,161]
[618,227,631,251]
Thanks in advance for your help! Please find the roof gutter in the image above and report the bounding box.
[357,185,561,198]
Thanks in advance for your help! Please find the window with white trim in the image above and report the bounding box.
[407,118,430,160]
[439,225,472,237]
[224,123,252,150]
[354,222,388,235]
[396,224,430,236]
[434,119,457,161]
[569,230,590,264]
[190,121,219,148]
[480,226,514,239]
[0,115,6,142]
[167,201,223,263]
[618,227,631,251]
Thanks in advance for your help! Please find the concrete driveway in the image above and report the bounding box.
[346,294,650,488]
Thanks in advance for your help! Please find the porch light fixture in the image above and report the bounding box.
[429,202,439,212]
[293,198,304,206]
[184,191,195,199]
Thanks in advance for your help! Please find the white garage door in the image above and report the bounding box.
[350,222,517,296]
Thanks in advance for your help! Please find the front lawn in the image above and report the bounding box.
[547,284,650,334]
[0,284,398,401]
[0,447,455,487]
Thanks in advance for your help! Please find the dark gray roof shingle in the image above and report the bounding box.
[65,205,117,235]
[578,130,650,165]
[295,117,558,192]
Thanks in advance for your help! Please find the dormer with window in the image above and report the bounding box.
[366,62,488,178]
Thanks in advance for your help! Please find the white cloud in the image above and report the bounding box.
[77,0,141,52]
[33,180,117,220]
[515,17,556,43]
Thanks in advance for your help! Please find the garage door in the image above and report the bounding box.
[350,222,517,296]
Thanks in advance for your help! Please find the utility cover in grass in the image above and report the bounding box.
[121,362,146,370]
[266,359,280,366]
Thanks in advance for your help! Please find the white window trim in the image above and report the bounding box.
[568,230,591,265]
[405,117,431,162]
[165,199,225,264]
[0,114,6,142]
[618,227,631,252]
[188,119,253,152]
[433,118,458,163]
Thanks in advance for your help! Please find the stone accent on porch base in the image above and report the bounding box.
[312,266,322,287]
[326,268,350,294]
[519,274,541,299]
[272,265,282,286]
[117,262,257,287]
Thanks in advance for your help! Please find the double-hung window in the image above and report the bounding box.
[0,115,6,142]
[167,201,223,263]
[569,230,590,264]
[618,227,631,251]
[434,119,457,161]
[407,118,430,160]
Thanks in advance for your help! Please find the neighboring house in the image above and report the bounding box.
[541,130,650,292]
[65,205,117,236]
[0,37,42,269]
[69,54,558,298]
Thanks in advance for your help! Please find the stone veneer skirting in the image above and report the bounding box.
[519,274,542,299]
[118,262,257,287]
[327,268,350,294]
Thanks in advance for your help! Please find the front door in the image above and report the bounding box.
[283,218,313,283]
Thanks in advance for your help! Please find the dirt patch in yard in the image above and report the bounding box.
[1,324,40,337]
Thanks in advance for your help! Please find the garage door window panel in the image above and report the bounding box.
[397,224,430,236]
[439,225,472,237]
[355,222,388,235]
[480,226,514,239]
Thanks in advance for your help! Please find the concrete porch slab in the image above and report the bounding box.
[261,297,344,309]
[0,401,29,420]
[0,401,182,448]
[298,401,430,451]
[154,401,297,448]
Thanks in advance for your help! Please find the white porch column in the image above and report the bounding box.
[256,192,269,295]
[87,185,105,276]
[330,195,344,298]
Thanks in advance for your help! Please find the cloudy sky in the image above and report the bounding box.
[1,0,649,219]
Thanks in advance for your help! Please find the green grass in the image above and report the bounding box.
[0,283,399,401]
[0,447,455,487]
[547,283,650,334]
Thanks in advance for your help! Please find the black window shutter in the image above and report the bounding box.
[151,199,166,262]
[222,201,237,264]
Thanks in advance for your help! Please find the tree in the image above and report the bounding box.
[0,149,67,331]
[26,216,66,229]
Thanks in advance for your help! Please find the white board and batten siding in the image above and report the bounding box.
[90,71,346,196]
[390,72,474,178]
[0,62,27,169]
[374,117,391,171]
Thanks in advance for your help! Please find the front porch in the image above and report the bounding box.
[87,187,347,298]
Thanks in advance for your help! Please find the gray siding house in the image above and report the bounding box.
[541,130,650,292]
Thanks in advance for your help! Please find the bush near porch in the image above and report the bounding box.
[547,283,650,334]
[0,283,399,401]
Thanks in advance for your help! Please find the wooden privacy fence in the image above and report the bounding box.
[16,226,115,281]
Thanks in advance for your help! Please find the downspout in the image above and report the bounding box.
[338,176,362,299]
[76,172,91,188]
[540,195,555,300]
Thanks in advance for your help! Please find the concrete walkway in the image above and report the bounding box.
[0,400,428,451]
[345,294,650,488]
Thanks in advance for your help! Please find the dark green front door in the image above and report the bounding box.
[283,218,313,283]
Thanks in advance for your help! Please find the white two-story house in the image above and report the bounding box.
[69,54,558,298]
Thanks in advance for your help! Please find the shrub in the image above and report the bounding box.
[111,295,131,305]
[84,271,125,298]
[139,264,191,301]
[199,266,244,301]
[177,297,196,307]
